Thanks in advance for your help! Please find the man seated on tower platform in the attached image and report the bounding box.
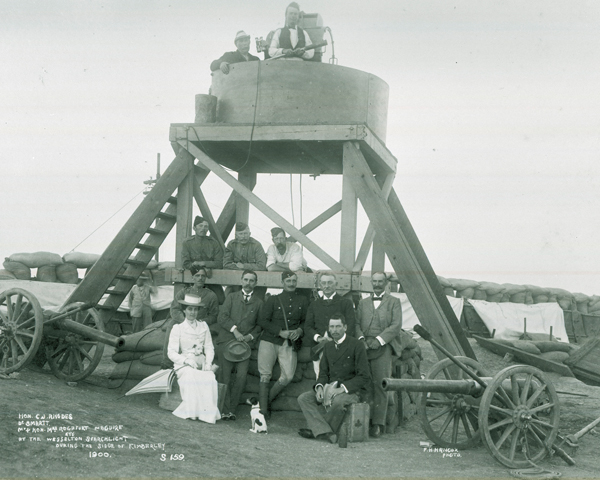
[223,222,267,299]
[268,2,314,61]
[210,30,260,75]
[266,227,306,272]
[182,216,225,304]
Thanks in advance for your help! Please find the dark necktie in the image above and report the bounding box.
[244,294,251,303]
[373,296,382,303]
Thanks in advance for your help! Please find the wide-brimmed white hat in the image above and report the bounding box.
[178,293,204,306]
[234,30,250,44]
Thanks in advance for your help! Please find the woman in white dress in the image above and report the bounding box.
[168,293,220,423]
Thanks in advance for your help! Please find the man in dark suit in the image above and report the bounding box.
[216,270,263,421]
[297,314,370,444]
[305,272,356,377]
[210,30,260,75]
[355,272,403,438]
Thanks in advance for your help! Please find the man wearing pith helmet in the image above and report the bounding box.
[210,30,260,75]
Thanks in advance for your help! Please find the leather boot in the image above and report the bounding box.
[259,382,270,418]
[268,381,286,403]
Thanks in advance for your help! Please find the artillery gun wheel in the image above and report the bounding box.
[478,365,560,469]
[45,303,105,382]
[0,288,44,374]
[419,356,488,449]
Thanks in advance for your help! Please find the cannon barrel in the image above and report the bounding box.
[55,318,125,348]
[382,377,488,395]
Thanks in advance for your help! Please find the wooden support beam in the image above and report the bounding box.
[299,201,341,236]
[340,161,358,270]
[371,234,385,273]
[216,192,237,243]
[193,168,225,250]
[353,173,395,272]
[178,140,347,273]
[342,141,474,360]
[236,171,257,225]
[64,152,193,307]
[175,151,195,284]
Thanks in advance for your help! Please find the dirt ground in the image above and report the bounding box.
[2,337,600,479]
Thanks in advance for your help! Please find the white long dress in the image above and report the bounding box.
[167,320,220,423]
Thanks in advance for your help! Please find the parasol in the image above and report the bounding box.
[125,366,184,396]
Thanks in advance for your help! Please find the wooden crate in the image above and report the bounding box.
[341,403,370,443]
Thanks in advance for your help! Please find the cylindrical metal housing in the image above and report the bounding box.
[382,377,485,395]
[210,60,389,142]
[55,318,124,348]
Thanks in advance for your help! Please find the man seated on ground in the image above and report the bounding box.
[257,270,308,417]
[268,2,314,60]
[182,216,225,304]
[305,271,356,377]
[210,30,260,75]
[355,272,403,438]
[216,270,263,421]
[297,314,370,444]
[266,227,306,272]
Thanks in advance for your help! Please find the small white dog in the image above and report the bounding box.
[247,397,267,434]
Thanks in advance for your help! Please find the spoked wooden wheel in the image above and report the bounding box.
[478,365,560,469]
[0,288,44,374]
[45,303,105,381]
[419,356,489,449]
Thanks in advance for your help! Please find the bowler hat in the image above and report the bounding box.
[222,339,251,363]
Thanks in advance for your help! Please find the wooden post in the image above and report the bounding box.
[372,234,385,273]
[340,161,358,271]
[236,171,257,226]
[174,148,195,297]
[216,192,237,243]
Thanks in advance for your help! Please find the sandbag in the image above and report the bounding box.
[0,269,16,280]
[524,292,534,305]
[303,365,316,381]
[243,373,260,394]
[56,262,79,284]
[499,293,511,303]
[510,292,527,304]
[557,298,573,310]
[112,351,144,363]
[576,302,589,314]
[573,292,590,303]
[533,341,573,354]
[9,252,63,268]
[539,351,570,363]
[147,259,158,269]
[446,278,480,290]
[501,283,526,295]
[524,285,548,297]
[62,252,100,269]
[2,260,31,280]
[297,346,312,364]
[546,287,572,299]
[588,301,600,314]
[436,275,451,288]
[140,350,164,366]
[108,360,161,380]
[512,340,541,355]
[533,295,549,304]
[479,282,505,296]
[270,396,301,412]
[472,289,488,301]
[486,292,504,303]
[36,265,57,283]
[456,287,475,299]
[280,378,315,398]
[443,287,455,297]
[117,326,167,353]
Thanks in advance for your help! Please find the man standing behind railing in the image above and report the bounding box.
[210,30,259,75]
[269,2,314,60]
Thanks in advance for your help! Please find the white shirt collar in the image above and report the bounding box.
[334,333,347,346]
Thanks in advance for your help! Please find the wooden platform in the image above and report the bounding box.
[169,123,396,176]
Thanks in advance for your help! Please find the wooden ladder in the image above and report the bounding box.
[61,152,194,326]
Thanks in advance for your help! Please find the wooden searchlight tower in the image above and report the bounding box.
[165,60,474,360]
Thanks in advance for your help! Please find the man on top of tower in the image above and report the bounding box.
[268,2,314,61]
[211,30,260,75]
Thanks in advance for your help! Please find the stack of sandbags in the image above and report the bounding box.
[588,295,600,315]
[5,252,63,282]
[3,258,32,280]
[63,252,100,283]
[447,278,480,299]
[492,338,577,364]
[500,284,527,304]
[108,321,169,388]
[525,285,550,304]
[0,268,17,280]
[547,288,573,310]
[572,292,590,314]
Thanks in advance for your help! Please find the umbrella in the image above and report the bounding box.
[124,366,184,396]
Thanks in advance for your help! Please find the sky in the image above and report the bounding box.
[1,0,600,295]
